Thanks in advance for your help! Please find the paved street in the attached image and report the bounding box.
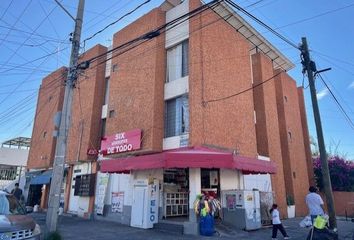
[31,213,354,240]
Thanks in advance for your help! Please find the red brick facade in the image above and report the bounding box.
[252,53,287,216]
[28,67,67,169]
[66,44,107,163]
[28,0,313,218]
[107,8,166,154]
[274,70,310,216]
[189,0,257,157]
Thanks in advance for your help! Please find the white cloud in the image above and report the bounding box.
[348,81,354,89]
[316,88,329,100]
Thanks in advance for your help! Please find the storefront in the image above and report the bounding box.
[66,162,96,218]
[95,138,276,232]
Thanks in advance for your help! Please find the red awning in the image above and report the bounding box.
[100,146,276,174]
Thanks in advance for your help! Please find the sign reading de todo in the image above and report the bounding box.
[100,129,142,155]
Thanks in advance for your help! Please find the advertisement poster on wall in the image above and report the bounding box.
[95,172,109,215]
[112,192,124,213]
[209,171,218,186]
[226,194,236,210]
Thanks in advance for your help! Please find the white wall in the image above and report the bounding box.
[0,147,29,166]
[68,162,92,216]
[165,0,189,48]
[107,173,133,206]
[106,169,164,207]
[243,174,272,192]
[219,169,243,190]
[164,76,189,100]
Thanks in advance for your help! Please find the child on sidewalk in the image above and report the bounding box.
[270,204,290,240]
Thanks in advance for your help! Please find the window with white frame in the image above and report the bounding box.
[166,40,189,82]
[164,95,189,138]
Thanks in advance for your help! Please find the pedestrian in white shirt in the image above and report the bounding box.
[305,186,325,223]
[270,204,290,240]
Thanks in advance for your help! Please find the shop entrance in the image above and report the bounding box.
[201,168,220,199]
[162,168,189,219]
[27,184,42,207]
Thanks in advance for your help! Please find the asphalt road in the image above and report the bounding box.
[31,213,354,240]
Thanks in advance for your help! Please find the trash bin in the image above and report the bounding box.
[199,214,214,236]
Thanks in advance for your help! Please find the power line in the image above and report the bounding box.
[245,0,266,8]
[83,1,135,34]
[83,0,152,46]
[0,50,62,107]
[274,2,354,30]
[312,50,354,68]
[0,0,33,47]
[38,0,62,41]
[0,25,69,43]
[0,3,59,69]
[0,0,14,21]
[205,70,284,103]
[0,46,69,74]
[225,0,299,49]
[317,74,354,131]
[87,0,223,66]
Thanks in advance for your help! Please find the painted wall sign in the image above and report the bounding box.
[149,181,158,224]
[101,129,142,155]
[112,192,124,213]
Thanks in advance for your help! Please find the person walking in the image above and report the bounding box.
[270,204,290,240]
[305,186,324,223]
[11,183,23,201]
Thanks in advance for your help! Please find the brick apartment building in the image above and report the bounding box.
[27,0,313,233]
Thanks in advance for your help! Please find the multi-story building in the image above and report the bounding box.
[27,0,312,233]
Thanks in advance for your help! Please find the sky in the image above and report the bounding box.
[0,0,353,159]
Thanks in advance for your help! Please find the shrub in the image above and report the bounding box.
[286,195,295,206]
[313,155,354,192]
[46,231,62,240]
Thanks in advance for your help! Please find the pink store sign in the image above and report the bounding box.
[101,129,142,155]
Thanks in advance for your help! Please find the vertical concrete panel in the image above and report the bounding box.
[188,168,201,219]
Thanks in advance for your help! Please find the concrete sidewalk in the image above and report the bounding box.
[32,213,354,239]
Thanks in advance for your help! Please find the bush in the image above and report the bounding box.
[313,155,354,192]
[286,195,295,206]
[46,231,62,240]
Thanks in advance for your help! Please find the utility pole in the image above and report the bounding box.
[300,37,337,229]
[46,0,85,234]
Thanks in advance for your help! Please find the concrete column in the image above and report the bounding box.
[239,171,245,189]
[184,168,200,235]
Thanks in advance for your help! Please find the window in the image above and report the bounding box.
[112,64,118,72]
[164,95,189,138]
[109,110,115,118]
[104,77,110,105]
[43,131,47,138]
[166,40,189,82]
[288,131,292,141]
[101,119,106,137]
